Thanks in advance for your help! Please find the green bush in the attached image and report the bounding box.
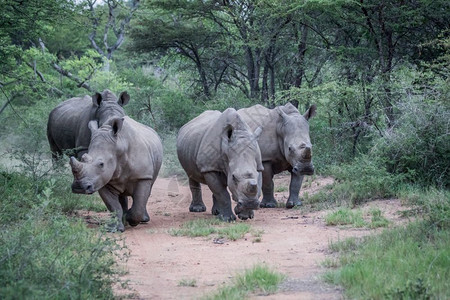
[0,166,125,299]
[0,212,127,299]
[325,222,450,299]
[374,99,450,188]
[326,155,401,206]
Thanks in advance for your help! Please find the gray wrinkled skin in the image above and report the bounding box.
[238,103,316,208]
[70,116,163,232]
[177,108,264,221]
[47,90,129,160]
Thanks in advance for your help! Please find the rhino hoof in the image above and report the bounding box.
[218,214,236,222]
[106,223,124,233]
[141,212,150,223]
[260,200,277,208]
[286,199,302,209]
[190,204,207,212]
[128,221,139,227]
[238,210,254,220]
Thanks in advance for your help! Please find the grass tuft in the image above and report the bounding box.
[169,218,251,241]
[204,264,285,299]
[178,278,197,287]
[325,208,366,227]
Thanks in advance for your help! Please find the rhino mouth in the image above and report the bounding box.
[292,162,314,175]
[236,198,260,211]
[71,181,96,195]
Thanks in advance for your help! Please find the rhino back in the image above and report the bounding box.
[238,105,282,162]
[177,110,221,182]
[118,117,163,181]
[47,96,93,155]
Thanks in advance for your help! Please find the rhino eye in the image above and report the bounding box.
[232,174,239,183]
[288,146,293,152]
[98,162,104,168]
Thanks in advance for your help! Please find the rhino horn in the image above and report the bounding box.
[253,126,263,140]
[81,153,93,163]
[88,120,98,133]
[302,146,312,159]
[70,156,83,174]
[246,179,258,195]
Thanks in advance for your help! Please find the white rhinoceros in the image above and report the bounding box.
[238,103,316,208]
[69,116,163,232]
[47,89,129,160]
[177,108,263,221]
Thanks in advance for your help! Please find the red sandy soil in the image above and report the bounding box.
[81,174,412,299]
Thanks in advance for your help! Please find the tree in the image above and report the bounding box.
[83,0,140,71]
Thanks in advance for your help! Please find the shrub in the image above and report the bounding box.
[325,222,450,299]
[327,155,401,206]
[374,99,450,188]
[0,213,127,299]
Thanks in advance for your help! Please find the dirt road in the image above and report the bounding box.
[96,174,407,299]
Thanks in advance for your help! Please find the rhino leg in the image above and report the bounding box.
[286,173,304,209]
[205,172,236,222]
[119,195,129,213]
[98,187,125,232]
[127,179,153,226]
[260,162,278,208]
[189,178,206,212]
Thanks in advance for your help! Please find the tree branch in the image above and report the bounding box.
[51,63,93,92]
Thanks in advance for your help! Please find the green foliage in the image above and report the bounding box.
[0,166,127,299]
[0,212,126,299]
[157,132,185,177]
[374,96,450,188]
[205,264,285,300]
[324,207,389,228]
[368,208,390,228]
[398,186,450,231]
[169,218,250,241]
[325,208,366,227]
[325,222,450,299]
[324,155,401,206]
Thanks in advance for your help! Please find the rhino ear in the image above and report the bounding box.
[92,92,102,107]
[276,106,289,120]
[221,125,233,151]
[111,117,124,135]
[303,104,317,120]
[118,91,130,106]
[253,126,263,140]
[88,120,98,133]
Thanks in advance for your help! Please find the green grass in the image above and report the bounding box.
[169,218,251,241]
[178,278,197,287]
[324,187,450,299]
[325,207,390,229]
[274,185,288,192]
[204,264,285,299]
[368,207,390,228]
[325,208,367,227]
[324,222,450,299]
[0,167,127,299]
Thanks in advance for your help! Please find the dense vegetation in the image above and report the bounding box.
[0,0,449,298]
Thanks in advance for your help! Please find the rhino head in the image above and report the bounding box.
[277,103,316,176]
[220,110,264,214]
[70,118,124,194]
[92,90,129,127]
